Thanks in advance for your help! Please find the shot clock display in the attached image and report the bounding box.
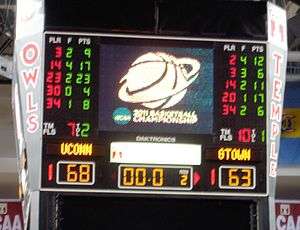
[42,31,267,197]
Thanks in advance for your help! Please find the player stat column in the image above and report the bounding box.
[42,35,99,186]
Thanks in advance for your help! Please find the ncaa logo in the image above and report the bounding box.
[118,52,200,109]
[113,107,132,125]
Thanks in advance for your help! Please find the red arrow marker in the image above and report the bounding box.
[193,171,201,186]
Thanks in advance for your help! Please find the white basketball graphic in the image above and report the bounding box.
[118,52,201,109]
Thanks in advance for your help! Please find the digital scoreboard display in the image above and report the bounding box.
[42,32,267,196]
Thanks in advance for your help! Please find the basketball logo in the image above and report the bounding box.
[118,52,201,109]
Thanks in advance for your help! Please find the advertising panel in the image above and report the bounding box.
[276,201,300,230]
[0,202,23,230]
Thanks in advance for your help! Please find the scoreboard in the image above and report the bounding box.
[42,32,267,196]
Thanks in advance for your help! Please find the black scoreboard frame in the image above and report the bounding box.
[41,31,268,198]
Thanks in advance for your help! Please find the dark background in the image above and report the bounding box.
[57,195,256,230]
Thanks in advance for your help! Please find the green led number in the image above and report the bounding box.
[253,93,265,103]
[261,130,265,142]
[243,93,247,103]
[66,61,73,71]
[66,47,73,58]
[258,93,264,103]
[65,73,72,84]
[68,99,72,109]
[257,106,264,117]
[80,61,91,71]
[240,80,247,91]
[76,73,83,84]
[257,68,264,79]
[85,61,91,71]
[84,73,91,84]
[240,56,247,65]
[84,48,92,59]
[83,87,91,97]
[254,81,265,91]
[65,86,72,96]
[254,56,264,66]
[240,67,247,78]
[81,123,90,137]
[240,105,247,116]
[80,61,84,71]
[254,81,258,90]
[82,99,90,111]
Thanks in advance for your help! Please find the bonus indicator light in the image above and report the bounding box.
[48,163,54,182]
[210,168,216,186]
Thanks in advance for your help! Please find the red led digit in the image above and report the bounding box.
[67,121,76,137]
[228,92,236,103]
[222,92,228,103]
[223,104,236,116]
[229,105,236,115]
[55,46,63,58]
[222,104,229,115]
[238,128,252,143]
[46,83,62,97]
[46,98,53,109]
[229,54,237,65]
[46,71,54,83]
[228,67,237,78]
[53,98,61,109]
[54,72,62,83]
[50,60,62,70]
[46,85,54,96]
[46,97,61,109]
[222,91,236,103]
[225,80,236,89]
[53,85,62,96]
[45,45,64,111]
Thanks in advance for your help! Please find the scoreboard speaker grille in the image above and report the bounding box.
[41,194,258,230]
